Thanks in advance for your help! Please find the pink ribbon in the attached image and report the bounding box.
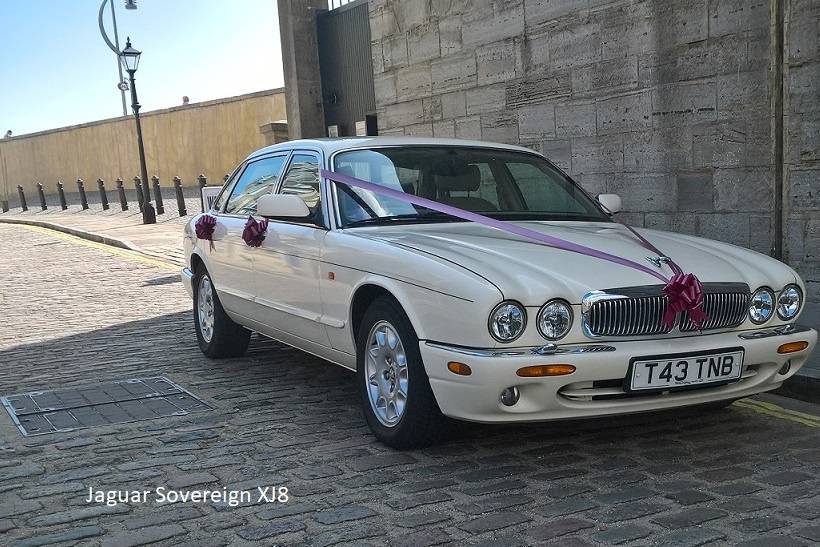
[322,169,709,330]
[195,214,216,241]
[242,216,269,247]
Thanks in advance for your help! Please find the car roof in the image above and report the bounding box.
[246,136,540,161]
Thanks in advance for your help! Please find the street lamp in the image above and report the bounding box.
[121,37,156,224]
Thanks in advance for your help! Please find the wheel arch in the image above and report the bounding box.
[349,283,406,345]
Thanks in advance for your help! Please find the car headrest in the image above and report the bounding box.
[434,164,481,192]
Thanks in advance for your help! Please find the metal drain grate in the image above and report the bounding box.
[1,377,211,436]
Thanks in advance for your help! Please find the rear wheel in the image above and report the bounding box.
[193,267,250,358]
[356,296,451,449]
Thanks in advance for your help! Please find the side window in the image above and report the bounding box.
[279,154,322,223]
[224,155,288,216]
[212,169,241,212]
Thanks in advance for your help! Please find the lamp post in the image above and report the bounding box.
[121,38,156,224]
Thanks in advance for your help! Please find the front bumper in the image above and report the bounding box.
[420,324,817,423]
[181,267,194,298]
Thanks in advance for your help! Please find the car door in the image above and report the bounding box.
[252,151,330,346]
[209,153,289,319]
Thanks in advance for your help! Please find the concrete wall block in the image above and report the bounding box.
[548,18,602,70]
[370,6,398,40]
[396,64,433,102]
[422,95,444,121]
[405,122,435,136]
[373,71,397,107]
[441,90,468,119]
[623,128,693,172]
[480,112,520,144]
[433,119,456,138]
[790,112,820,163]
[524,23,550,70]
[713,167,774,211]
[748,213,774,255]
[572,56,639,96]
[696,212,751,247]
[788,63,820,115]
[596,1,657,61]
[476,39,523,85]
[571,135,624,174]
[431,52,478,93]
[383,33,410,70]
[379,127,406,136]
[541,139,572,171]
[676,171,715,212]
[439,15,464,55]
[505,69,571,108]
[651,81,717,128]
[655,0,709,48]
[430,0,471,17]
[709,0,770,38]
[517,104,556,139]
[788,168,820,211]
[381,99,426,128]
[555,101,597,138]
[466,84,508,115]
[525,0,583,27]
[408,22,441,64]
[371,41,385,74]
[638,34,748,88]
[787,16,820,64]
[608,173,678,212]
[645,212,698,235]
[393,0,431,29]
[574,173,607,196]
[716,70,769,119]
[596,92,652,136]
[455,115,483,140]
[462,2,525,48]
[692,121,747,168]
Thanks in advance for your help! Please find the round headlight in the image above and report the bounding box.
[537,300,573,340]
[777,285,802,320]
[489,301,526,343]
[749,288,775,324]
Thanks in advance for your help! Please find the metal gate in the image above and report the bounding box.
[317,0,377,137]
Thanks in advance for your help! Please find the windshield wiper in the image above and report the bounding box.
[344,212,458,228]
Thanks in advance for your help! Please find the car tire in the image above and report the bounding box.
[356,296,452,449]
[193,266,250,358]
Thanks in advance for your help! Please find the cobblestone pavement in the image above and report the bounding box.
[1,224,819,547]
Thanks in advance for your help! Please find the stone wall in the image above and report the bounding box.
[0,89,287,198]
[369,0,819,301]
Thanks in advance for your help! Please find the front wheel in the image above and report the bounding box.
[356,296,451,449]
[193,267,250,358]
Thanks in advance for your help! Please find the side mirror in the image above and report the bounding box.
[257,194,310,219]
[597,193,622,215]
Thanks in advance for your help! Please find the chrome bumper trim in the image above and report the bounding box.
[424,341,616,358]
[737,324,812,340]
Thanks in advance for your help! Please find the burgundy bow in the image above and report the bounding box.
[242,216,269,247]
[662,273,709,329]
[194,214,216,241]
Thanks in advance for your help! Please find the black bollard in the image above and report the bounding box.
[77,179,89,210]
[57,181,68,210]
[224,173,230,183]
[197,174,207,212]
[173,176,187,216]
[97,179,109,210]
[116,178,128,211]
[151,175,165,215]
[37,182,47,210]
[17,185,28,211]
[1,200,8,213]
[134,176,144,212]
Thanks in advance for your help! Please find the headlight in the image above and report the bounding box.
[748,288,775,324]
[777,285,802,320]
[537,300,573,340]
[489,301,526,343]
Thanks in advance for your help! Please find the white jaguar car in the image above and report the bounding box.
[181,137,817,448]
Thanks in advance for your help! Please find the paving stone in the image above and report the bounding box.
[391,527,451,547]
[123,506,204,530]
[596,486,656,504]
[736,516,791,533]
[394,511,451,528]
[665,489,715,505]
[166,472,218,489]
[348,453,416,471]
[794,525,820,542]
[656,527,728,546]
[538,498,599,518]
[735,536,808,547]
[713,482,762,496]
[596,523,653,544]
[310,524,385,547]
[387,491,452,510]
[458,494,533,515]
[256,502,317,520]
[653,507,728,529]
[459,511,531,533]
[718,496,774,513]
[10,526,103,547]
[761,471,815,486]
[235,520,306,541]
[597,501,664,523]
[313,505,376,525]
[524,518,595,540]
[459,479,528,496]
[0,499,42,519]
[27,504,130,527]
[694,466,755,482]
[101,524,187,547]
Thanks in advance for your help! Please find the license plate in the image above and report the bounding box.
[628,348,744,391]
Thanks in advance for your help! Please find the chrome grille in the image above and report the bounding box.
[583,283,749,337]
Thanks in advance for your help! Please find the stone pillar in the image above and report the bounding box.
[278,0,326,139]
[259,121,290,146]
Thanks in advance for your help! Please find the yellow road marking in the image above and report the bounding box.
[8,224,178,271]
[734,399,820,428]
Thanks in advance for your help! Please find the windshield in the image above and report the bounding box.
[333,147,611,227]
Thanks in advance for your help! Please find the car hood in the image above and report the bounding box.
[351,221,799,305]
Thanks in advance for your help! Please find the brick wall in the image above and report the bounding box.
[369,0,819,301]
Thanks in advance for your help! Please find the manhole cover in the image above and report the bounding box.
[1,377,211,436]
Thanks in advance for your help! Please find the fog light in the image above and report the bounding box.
[517,364,576,377]
[777,341,809,354]
[779,361,791,375]
[447,361,472,376]
[500,386,520,406]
